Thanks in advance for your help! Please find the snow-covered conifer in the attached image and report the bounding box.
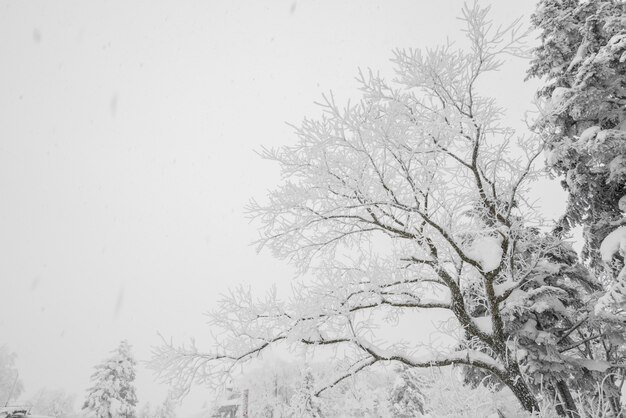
[388,369,425,417]
[83,340,138,418]
[529,2,626,415]
[528,0,626,267]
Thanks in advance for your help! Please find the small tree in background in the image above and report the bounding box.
[290,369,323,418]
[388,368,425,418]
[0,346,23,405]
[83,340,137,418]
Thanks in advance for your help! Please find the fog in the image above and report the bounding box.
[0,1,553,414]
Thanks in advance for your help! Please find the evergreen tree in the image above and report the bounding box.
[528,0,626,269]
[528,1,626,415]
[83,340,138,418]
[388,369,425,417]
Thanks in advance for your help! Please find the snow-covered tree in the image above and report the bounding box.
[528,1,626,266]
[83,340,138,418]
[289,369,323,418]
[389,368,425,418]
[28,388,77,418]
[230,357,297,418]
[324,366,397,417]
[152,4,623,416]
[0,346,23,405]
[528,0,626,272]
[528,1,626,416]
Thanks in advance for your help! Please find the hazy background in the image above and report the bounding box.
[0,0,559,414]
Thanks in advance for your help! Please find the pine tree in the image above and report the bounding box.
[388,369,425,417]
[528,0,626,269]
[528,1,626,415]
[83,340,138,418]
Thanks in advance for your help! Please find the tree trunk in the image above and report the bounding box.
[555,380,579,418]
[503,372,540,414]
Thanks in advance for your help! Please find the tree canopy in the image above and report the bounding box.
[154,3,626,417]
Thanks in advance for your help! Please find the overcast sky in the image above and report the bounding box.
[0,0,556,414]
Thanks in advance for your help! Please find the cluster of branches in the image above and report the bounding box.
[152,3,626,417]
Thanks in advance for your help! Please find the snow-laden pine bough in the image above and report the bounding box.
[152,4,626,417]
[528,1,626,416]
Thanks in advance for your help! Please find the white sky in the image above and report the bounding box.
[0,0,557,414]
